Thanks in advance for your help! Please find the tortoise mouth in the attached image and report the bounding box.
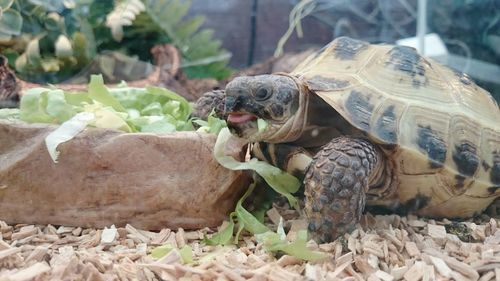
[227,112,258,125]
[227,112,259,138]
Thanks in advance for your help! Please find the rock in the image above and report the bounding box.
[0,121,249,230]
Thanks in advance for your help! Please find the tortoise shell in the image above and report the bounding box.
[291,37,500,217]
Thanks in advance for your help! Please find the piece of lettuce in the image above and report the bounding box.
[45,112,95,162]
[15,75,192,135]
[150,243,193,264]
[88,75,127,113]
[213,127,301,209]
[194,111,227,135]
[7,74,198,162]
[0,108,20,121]
[256,229,328,261]
[204,183,270,245]
[257,118,268,133]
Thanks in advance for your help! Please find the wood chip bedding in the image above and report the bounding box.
[1,208,499,281]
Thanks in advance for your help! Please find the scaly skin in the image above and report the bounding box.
[304,137,381,243]
[192,90,226,120]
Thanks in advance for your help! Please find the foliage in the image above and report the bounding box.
[0,74,195,161]
[204,128,327,261]
[0,0,232,83]
[0,0,22,41]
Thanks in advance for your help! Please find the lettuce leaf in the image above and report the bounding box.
[45,112,95,162]
[0,108,20,121]
[88,75,126,113]
[256,229,328,261]
[150,243,193,264]
[9,74,199,162]
[213,128,301,209]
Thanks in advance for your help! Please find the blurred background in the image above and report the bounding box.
[1,0,499,101]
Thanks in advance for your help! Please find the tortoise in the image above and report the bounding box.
[195,37,500,243]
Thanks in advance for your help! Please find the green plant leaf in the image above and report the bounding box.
[179,245,193,264]
[141,0,232,80]
[0,108,20,120]
[150,243,174,259]
[204,220,235,246]
[88,75,126,113]
[83,103,132,132]
[45,89,77,122]
[0,9,22,35]
[205,183,270,245]
[45,112,95,162]
[176,16,204,42]
[28,0,67,12]
[40,57,61,72]
[20,88,55,123]
[256,230,328,261]
[140,118,176,133]
[234,184,270,236]
[150,243,193,264]
[145,86,191,121]
[257,118,268,133]
[44,12,62,31]
[214,128,301,209]
[0,0,14,10]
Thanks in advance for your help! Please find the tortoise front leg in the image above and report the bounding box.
[252,142,312,180]
[305,137,385,243]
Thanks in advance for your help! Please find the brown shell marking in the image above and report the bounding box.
[385,46,429,88]
[345,90,374,131]
[306,75,350,92]
[416,125,448,169]
[331,37,369,60]
[491,151,500,185]
[373,104,398,144]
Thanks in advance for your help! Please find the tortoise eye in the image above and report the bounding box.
[255,86,273,101]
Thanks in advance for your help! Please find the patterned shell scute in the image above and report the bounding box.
[291,36,500,197]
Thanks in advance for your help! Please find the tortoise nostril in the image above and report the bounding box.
[225,96,242,112]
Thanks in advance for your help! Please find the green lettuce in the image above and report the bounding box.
[213,127,301,209]
[0,74,195,162]
[255,229,328,261]
[45,112,95,162]
[7,74,192,134]
[150,243,193,264]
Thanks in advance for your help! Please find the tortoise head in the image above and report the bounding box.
[225,74,308,142]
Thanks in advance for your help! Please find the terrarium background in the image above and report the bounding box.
[194,0,499,101]
[1,0,499,100]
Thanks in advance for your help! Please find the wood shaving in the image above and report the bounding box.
[0,212,498,280]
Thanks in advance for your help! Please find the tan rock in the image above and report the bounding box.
[0,121,249,230]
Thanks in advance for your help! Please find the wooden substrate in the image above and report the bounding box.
[0,208,499,280]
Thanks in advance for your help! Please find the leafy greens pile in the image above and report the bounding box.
[0,74,194,161]
[9,74,193,133]
[0,78,326,261]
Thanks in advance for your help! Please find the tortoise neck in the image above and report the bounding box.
[264,74,310,144]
